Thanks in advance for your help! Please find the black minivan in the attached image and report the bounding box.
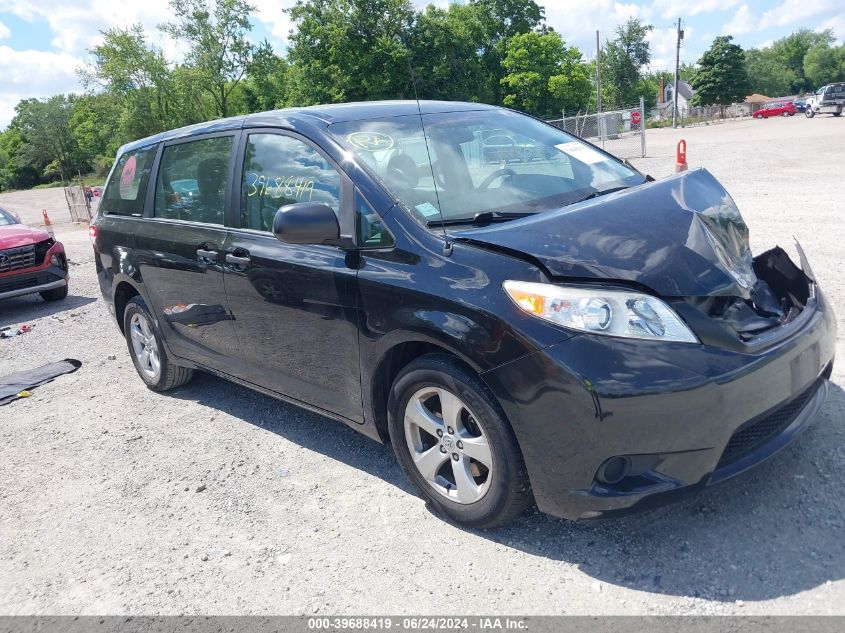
[92,101,836,527]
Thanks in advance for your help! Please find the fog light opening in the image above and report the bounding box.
[597,456,631,485]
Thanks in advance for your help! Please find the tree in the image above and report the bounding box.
[13,96,83,181]
[285,0,414,105]
[804,43,845,88]
[769,29,835,92]
[745,47,797,97]
[470,0,545,103]
[80,25,176,136]
[241,40,288,111]
[501,31,591,117]
[406,4,493,103]
[600,18,653,108]
[161,0,255,118]
[691,36,751,115]
[0,128,39,190]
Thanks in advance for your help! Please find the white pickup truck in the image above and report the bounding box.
[805,82,845,117]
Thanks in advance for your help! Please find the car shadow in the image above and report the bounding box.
[168,371,845,603]
[0,294,97,327]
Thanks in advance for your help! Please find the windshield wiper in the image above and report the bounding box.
[570,185,631,205]
[426,211,534,228]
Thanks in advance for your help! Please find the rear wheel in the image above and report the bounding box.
[782,111,789,117]
[388,354,532,528]
[123,297,193,391]
[39,283,68,302]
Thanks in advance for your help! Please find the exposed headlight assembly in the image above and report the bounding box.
[503,281,698,343]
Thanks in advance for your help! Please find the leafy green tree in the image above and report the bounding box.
[804,43,845,88]
[745,47,797,97]
[691,36,751,115]
[501,31,590,117]
[470,0,545,103]
[600,19,653,108]
[769,29,835,92]
[80,25,176,135]
[0,128,39,190]
[161,0,255,118]
[241,40,288,111]
[69,94,124,174]
[14,96,83,181]
[285,0,414,105]
[406,4,492,103]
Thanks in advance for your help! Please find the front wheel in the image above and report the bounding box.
[388,354,532,528]
[123,296,194,391]
[806,108,815,118]
[756,113,764,119]
[39,283,68,302]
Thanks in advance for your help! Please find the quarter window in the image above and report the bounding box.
[154,136,233,225]
[101,144,157,216]
[241,134,341,232]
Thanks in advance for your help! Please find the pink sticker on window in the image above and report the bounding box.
[119,155,137,198]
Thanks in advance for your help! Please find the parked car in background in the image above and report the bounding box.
[92,101,834,527]
[792,100,808,112]
[755,102,797,118]
[0,205,69,302]
[805,83,845,118]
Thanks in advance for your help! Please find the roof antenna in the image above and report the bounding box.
[406,53,452,256]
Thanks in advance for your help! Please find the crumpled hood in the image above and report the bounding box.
[0,224,51,250]
[454,168,756,299]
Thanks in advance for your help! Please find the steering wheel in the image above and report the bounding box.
[478,168,516,190]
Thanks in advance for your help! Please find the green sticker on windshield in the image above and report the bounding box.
[347,132,394,152]
[415,203,440,218]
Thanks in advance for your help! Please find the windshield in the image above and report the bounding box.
[328,109,645,225]
[0,207,18,226]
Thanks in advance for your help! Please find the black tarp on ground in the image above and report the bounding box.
[0,359,82,406]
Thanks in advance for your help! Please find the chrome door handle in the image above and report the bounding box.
[196,249,217,263]
[225,253,251,267]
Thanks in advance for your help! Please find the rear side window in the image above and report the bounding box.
[101,144,157,216]
[155,136,234,225]
[241,134,341,232]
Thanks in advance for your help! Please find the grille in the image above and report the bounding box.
[0,276,38,293]
[0,244,36,273]
[717,380,820,469]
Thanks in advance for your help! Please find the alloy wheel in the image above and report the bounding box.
[403,387,493,504]
[130,312,161,381]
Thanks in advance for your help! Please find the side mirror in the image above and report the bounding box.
[273,202,340,246]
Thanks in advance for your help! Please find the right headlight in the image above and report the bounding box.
[503,280,699,343]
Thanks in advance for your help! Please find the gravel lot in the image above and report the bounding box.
[1,115,844,616]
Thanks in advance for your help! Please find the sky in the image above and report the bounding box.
[0,0,843,128]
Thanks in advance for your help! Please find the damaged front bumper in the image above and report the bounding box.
[481,252,836,521]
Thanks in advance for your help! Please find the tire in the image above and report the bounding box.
[123,296,193,391]
[806,108,815,118]
[387,354,532,528]
[782,111,789,117]
[39,283,68,302]
[834,111,842,117]
[756,113,764,119]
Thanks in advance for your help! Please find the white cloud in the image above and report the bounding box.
[650,0,738,20]
[253,0,297,47]
[723,5,755,35]
[646,25,695,70]
[759,0,842,30]
[0,45,82,130]
[0,0,176,55]
[0,19,10,40]
[817,13,845,43]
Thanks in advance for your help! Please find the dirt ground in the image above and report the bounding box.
[1,114,844,616]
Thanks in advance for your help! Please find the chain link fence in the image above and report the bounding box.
[546,98,647,159]
[648,104,751,129]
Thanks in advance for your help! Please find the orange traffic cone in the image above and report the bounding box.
[675,139,687,173]
[42,209,55,239]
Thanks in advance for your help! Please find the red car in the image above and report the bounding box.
[755,102,797,118]
[0,206,69,302]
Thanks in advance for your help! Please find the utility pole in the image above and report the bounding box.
[672,18,683,129]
